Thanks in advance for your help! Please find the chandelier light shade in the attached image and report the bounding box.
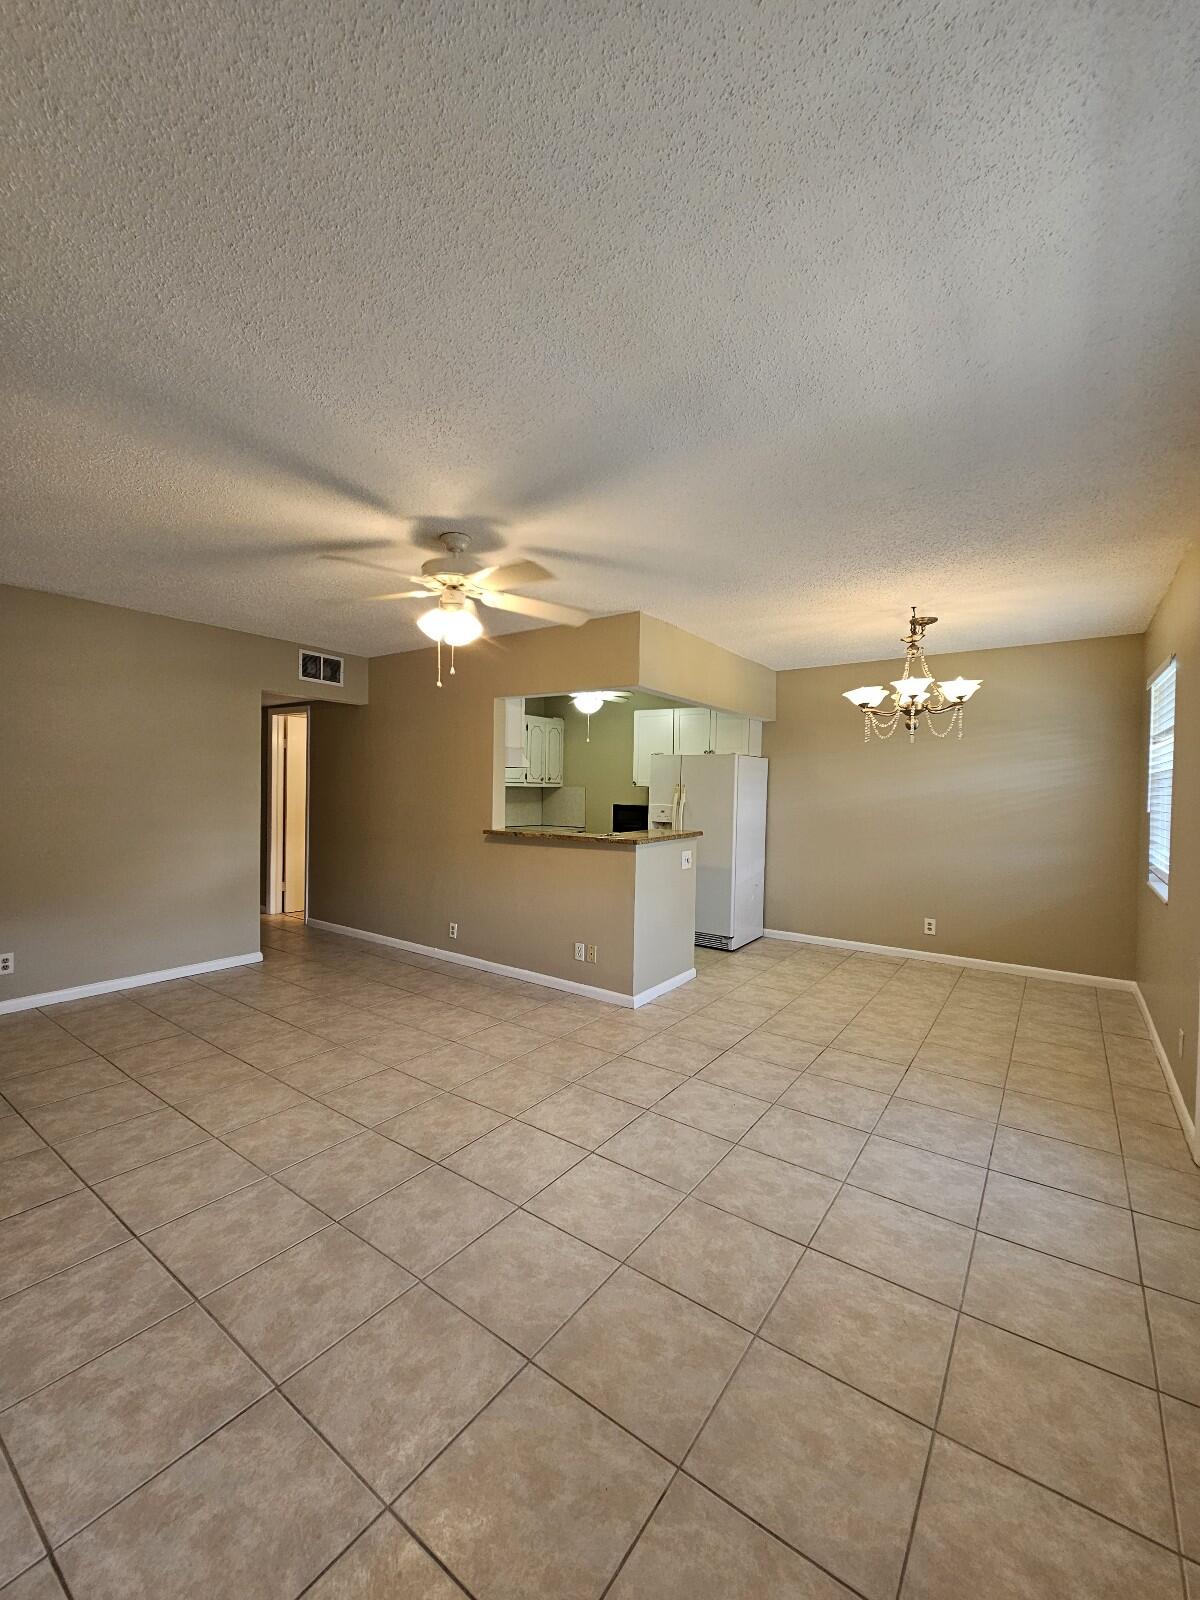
[842,609,983,743]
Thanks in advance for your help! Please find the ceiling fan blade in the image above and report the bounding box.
[323,554,432,584]
[473,560,553,592]
[364,590,434,600]
[479,590,591,626]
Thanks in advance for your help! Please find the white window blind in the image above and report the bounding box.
[1147,658,1176,893]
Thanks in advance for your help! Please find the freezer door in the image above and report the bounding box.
[648,753,683,809]
[678,755,738,937]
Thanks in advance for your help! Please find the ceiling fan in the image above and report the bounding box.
[569,689,627,740]
[328,532,591,685]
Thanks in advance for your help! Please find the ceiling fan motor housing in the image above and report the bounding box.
[421,531,481,581]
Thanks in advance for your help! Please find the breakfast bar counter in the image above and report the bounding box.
[484,828,702,849]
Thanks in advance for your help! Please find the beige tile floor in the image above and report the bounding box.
[0,920,1197,1599]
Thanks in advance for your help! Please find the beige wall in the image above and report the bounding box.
[638,614,776,720]
[308,612,766,995]
[763,634,1143,981]
[542,690,679,834]
[1137,543,1200,1121]
[0,585,367,1003]
[308,615,646,991]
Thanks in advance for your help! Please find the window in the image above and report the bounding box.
[1147,658,1176,899]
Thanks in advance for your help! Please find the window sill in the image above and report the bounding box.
[1147,877,1169,904]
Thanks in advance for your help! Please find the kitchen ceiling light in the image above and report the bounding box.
[842,609,983,743]
[568,688,627,740]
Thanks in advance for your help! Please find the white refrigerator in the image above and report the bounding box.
[649,753,768,950]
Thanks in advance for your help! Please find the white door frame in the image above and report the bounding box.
[266,706,310,918]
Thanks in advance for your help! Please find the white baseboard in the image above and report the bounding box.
[1134,984,1200,1167]
[633,968,698,1007]
[0,952,264,1016]
[307,918,690,1010]
[762,928,1137,992]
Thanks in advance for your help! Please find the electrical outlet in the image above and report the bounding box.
[0,953,12,976]
[574,942,586,962]
[586,945,598,964]
[681,849,693,870]
[923,918,936,936]
[448,922,458,940]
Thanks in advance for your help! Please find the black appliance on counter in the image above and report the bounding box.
[612,803,649,833]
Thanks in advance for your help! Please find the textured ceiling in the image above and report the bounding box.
[3,1,1197,668]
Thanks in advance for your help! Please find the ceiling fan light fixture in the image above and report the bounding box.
[571,691,607,715]
[417,596,483,646]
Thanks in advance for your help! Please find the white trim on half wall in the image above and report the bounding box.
[306,918,694,1010]
[0,952,264,1015]
[761,928,1138,991]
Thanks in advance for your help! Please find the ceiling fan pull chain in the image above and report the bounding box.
[450,644,456,676]
[436,638,443,689]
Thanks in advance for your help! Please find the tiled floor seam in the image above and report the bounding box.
[8,929,1196,1600]
[0,1423,72,1596]
[0,1116,416,1578]
[876,965,1009,1597]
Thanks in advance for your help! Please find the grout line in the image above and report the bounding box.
[893,965,1012,1592]
[3,926,1195,1598]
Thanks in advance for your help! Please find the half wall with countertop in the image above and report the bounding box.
[307,612,772,1002]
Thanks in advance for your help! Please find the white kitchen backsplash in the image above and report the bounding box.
[504,791,543,826]
[542,785,585,828]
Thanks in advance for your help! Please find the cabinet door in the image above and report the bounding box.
[633,708,676,787]
[712,711,750,754]
[545,720,564,785]
[525,718,546,784]
[504,697,526,760]
[674,706,712,755]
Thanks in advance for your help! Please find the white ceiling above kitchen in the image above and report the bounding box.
[2,1,1197,668]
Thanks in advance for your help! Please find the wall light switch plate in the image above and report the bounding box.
[448,923,458,940]
[574,942,586,962]
[681,850,693,870]
[923,918,936,936]
[0,954,12,976]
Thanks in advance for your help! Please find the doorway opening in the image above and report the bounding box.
[265,707,309,917]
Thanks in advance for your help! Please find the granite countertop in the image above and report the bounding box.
[484,828,702,848]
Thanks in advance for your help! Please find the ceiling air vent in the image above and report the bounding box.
[299,649,343,686]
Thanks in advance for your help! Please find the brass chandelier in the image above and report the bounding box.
[843,609,981,742]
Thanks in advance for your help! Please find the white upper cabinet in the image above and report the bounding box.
[545,719,564,786]
[712,710,753,754]
[633,706,764,783]
[524,717,547,784]
[507,713,564,787]
[504,697,526,766]
[674,706,712,755]
[633,708,677,787]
